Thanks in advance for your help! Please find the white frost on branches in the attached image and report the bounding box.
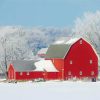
[72,11,100,52]
[0,26,70,72]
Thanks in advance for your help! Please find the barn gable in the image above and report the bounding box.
[46,38,81,59]
[46,37,98,59]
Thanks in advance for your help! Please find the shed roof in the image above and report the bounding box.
[34,60,58,72]
[10,60,36,72]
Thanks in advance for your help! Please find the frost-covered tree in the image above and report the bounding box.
[72,11,100,52]
[0,26,33,75]
[0,26,71,75]
[26,27,71,55]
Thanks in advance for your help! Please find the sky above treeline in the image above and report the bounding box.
[0,0,99,27]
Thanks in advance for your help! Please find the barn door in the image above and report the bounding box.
[10,70,14,79]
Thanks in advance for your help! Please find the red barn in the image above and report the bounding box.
[7,60,45,81]
[45,37,98,81]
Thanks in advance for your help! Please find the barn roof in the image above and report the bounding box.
[45,44,71,59]
[46,37,81,59]
[9,60,36,72]
[34,60,59,72]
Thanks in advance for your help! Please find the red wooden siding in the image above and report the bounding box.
[44,72,60,80]
[64,39,98,79]
[8,64,15,80]
[51,59,64,72]
[15,71,45,80]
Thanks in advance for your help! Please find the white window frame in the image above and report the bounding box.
[27,72,30,75]
[90,60,93,64]
[70,60,73,64]
[80,40,82,44]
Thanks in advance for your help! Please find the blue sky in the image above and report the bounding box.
[0,0,100,27]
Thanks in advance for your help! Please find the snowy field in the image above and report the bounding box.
[0,81,100,100]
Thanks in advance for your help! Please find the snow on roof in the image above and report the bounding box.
[37,48,48,54]
[34,60,59,72]
[53,37,71,44]
[53,37,79,45]
[33,64,44,71]
[54,40,65,44]
[66,38,80,45]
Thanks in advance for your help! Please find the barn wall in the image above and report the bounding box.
[15,71,61,80]
[51,59,64,72]
[44,72,61,80]
[64,39,98,79]
[8,64,15,80]
[15,71,45,80]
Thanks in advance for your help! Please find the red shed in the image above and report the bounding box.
[7,60,44,81]
[45,37,98,81]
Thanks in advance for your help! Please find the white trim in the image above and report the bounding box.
[70,60,73,64]
[90,60,93,64]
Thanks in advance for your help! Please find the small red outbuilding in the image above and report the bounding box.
[7,60,45,81]
[8,60,59,81]
[45,37,98,81]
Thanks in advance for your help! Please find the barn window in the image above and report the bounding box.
[27,72,30,75]
[68,71,71,75]
[90,60,92,64]
[20,72,23,75]
[79,71,82,75]
[70,60,73,64]
[80,40,82,44]
[91,71,94,75]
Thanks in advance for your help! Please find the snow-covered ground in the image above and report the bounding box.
[0,81,100,100]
